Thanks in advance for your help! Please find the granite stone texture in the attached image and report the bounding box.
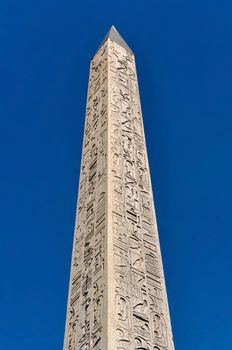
[63,27,175,350]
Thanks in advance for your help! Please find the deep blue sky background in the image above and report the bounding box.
[1,0,232,349]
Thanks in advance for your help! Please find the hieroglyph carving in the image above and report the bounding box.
[107,40,174,350]
[63,42,108,350]
[63,36,174,350]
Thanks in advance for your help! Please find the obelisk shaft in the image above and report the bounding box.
[63,27,174,350]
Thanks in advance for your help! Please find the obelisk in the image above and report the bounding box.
[63,26,175,350]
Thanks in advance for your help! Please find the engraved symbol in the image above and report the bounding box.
[116,328,131,350]
[151,313,168,347]
[134,335,151,350]
[93,295,103,329]
[115,295,131,327]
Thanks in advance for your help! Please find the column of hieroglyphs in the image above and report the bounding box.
[106,32,175,350]
[63,26,175,350]
[63,40,108,350]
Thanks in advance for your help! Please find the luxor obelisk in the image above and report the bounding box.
[63,26,175,350]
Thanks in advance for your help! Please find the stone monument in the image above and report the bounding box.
[63,26,175,350]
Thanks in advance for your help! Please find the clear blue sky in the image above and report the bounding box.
[1,0,232,349]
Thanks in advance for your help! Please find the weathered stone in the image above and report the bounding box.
[63,26,175,350]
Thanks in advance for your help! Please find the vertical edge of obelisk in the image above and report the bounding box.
[62,57,93,350]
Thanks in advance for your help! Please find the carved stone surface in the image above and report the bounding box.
[63,26,175,350]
